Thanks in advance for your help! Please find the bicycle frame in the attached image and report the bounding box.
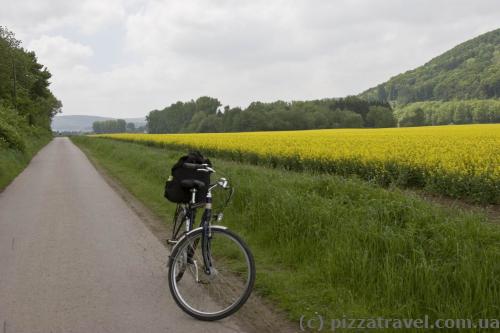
[173,183,221,276]
[198,187,213,275]
[167,163,254,320]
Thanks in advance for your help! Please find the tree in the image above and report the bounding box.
[195,96,221,114]
[126,122,136,132]
[0,26,61,129]
[116,119,126,132]
[452,103,472,124]
[434,103,454,124]
[197,114,222,132]
[92,119,127,133]
[377,85,387,101]
[92,121,101,133]
[359,28,500,104]
[366,106,396,128]
[145,96,394,133]
[395,100,500,126]
[399,108,425,127]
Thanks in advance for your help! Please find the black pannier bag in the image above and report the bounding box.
[164,151,211,203]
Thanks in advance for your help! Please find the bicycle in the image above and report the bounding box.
[166,162,255,321]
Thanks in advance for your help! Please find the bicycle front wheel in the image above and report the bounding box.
[168,227,255,321]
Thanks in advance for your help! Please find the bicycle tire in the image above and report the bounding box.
[168,227,255,321]
[172,206,189,282]
[171,205,186,241]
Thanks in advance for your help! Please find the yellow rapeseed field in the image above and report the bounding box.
[96,124,500,202]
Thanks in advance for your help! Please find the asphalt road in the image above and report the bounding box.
[0,137,247,333]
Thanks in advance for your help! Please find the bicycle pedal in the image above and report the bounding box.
[166,239,178,245]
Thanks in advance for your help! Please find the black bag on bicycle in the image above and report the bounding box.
[164,151,211,203]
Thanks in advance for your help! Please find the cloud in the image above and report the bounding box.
[120,0,500,107]
[1,0,127,37]
[2,0,499,117]
[77,0,127,34]
[29,36,93,70]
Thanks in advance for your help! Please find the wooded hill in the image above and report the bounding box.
[358,28,500,126]
[359,28,500,104]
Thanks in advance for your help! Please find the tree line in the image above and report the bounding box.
[92,119,145,133]
[395,100,500,127]
[360,29,500,105]
[0,26,60,154]
[0,26,61,131]
[146,96,395,133]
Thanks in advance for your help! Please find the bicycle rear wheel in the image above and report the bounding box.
[168,227,255,321]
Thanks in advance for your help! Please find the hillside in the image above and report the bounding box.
[51,115,112,132]
[359,28,500,104]
[52,115,146,132]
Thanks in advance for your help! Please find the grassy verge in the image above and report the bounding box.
[72,136,500,331]
[0,130,52,190]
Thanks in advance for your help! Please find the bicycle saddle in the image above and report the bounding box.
[180,179,206,190]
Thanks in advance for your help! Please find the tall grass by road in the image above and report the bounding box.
[72,136,500,331]
[0,133,51,190]
[0,107,53,190]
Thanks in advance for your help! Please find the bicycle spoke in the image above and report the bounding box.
[169,228,255,319]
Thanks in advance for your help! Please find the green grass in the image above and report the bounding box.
[72,136,500,331]
[0,131,52,190]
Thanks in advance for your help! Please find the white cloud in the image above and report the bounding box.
[29,36,93,70]
[1,0,127,36]
[78,0,126,34]
[2,0,499,117]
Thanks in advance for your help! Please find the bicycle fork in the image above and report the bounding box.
[182,188,215,281]
[201,191,214,276]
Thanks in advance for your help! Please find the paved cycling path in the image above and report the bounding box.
[0,137,247,333]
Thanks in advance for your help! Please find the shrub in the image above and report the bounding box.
[0,119,26,152]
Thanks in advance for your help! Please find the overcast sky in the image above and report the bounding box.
[1,0,499,118]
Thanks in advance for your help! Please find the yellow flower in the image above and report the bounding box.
[95,124,500,180]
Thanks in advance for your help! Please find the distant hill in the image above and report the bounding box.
[52,115,146,132]
[359,28,500,104]
[51,115,112,132]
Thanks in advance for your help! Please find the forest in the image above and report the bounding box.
[146,96,394,133]
[92,119,145,133]
[0,27,60,151]
[0,27,60,188]
[360,28,500,105]
[395,99,500,126]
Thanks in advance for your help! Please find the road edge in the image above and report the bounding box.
[0,137,53,193]
[72,138,300,333]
